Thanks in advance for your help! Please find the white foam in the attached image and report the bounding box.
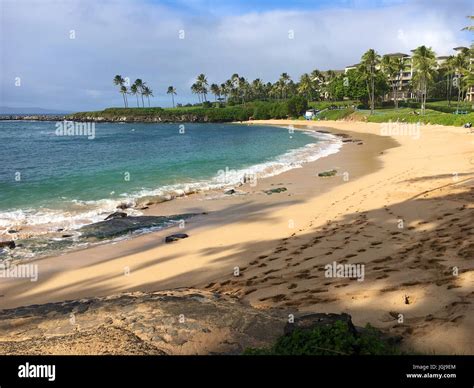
[0,130,342,234]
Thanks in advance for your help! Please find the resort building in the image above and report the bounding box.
[384,52,414,101]
[346,46,473,103]
[344,64,359,74]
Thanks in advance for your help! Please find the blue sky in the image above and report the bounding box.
[1,0,472,111]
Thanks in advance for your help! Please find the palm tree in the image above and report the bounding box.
[120,85,129,108]
[134,79,145,107]
[167,86,177,108]
[452,49,470,111]
[279,73,291,99]
[411,45,437,114]
[191,83,201,103]
[298,73,314,102]
[322,70,337,100]
[142,86,153,107]
[238,76,248,104]
[227,78,237,101]
[360,49,380,114]
[251,78,264,100]
[381,55,404,109]
[442,56,456,106]
[462,15,474,31]
[130,84,140,107]
[220,83,228,103]
[113,75,127,107]
[210,83,220,101]
[310,69,324,99]
[196,74,208,102]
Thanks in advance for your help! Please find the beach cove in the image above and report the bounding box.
[0,120,473,355]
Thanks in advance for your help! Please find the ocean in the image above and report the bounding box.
[0,121,341,259]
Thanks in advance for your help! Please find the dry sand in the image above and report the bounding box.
[1,119,473,354]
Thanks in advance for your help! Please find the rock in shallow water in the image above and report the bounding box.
[104,211,128,221]
[79,214,196,240]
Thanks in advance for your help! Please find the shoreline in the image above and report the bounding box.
[1,125,343,260]
[0,123,388,306]
[0,119,473,354]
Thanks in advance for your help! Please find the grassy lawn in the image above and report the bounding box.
[308,105,474,126]
[365,108,474,126]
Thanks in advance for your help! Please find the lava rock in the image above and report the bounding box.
[263,187,287,195]
[105,212,128,221]
[165,233,189,243]
[0,241,16,249]
[318,169,337,177]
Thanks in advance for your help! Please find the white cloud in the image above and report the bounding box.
[1,0,471,110]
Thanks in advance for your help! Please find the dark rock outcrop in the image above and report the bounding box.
[0,289,285,355]
[165,233,189,243]
[0,240,16,249]
[104,211,128,221]
[79,214,195,240]
[263,187,287,195]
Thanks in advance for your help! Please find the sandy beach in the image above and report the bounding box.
[1,119,473,355]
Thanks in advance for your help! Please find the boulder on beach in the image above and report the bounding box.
[0,289,285,355]
[105,212,128,221]
[165,233,189,243]
[263,187,287,195]
[318,169,337,177]
[0,240,16,249]
[224,188,246,195]
[79,214,195,240]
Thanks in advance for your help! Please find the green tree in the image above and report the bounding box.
[167,86,177,108]
[360,49,381,114]
[381,55,404,108]
[134,79,145,107]
[279,73,291,99]
[210,83,220,102]
[298,73,314,102]
[452,48,470,111]
[287,96,308,117]
[120,85,129,108]
[441,56,456,106]
[462,15,474,31]
[113,75,128,107]
[411,46,437,114]
[130,83,140,107]
[196,74,209,103]
[142,85,153,107]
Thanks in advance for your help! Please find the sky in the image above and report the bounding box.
[1,0,473,111]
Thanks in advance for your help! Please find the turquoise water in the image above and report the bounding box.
[0,121,341,258]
